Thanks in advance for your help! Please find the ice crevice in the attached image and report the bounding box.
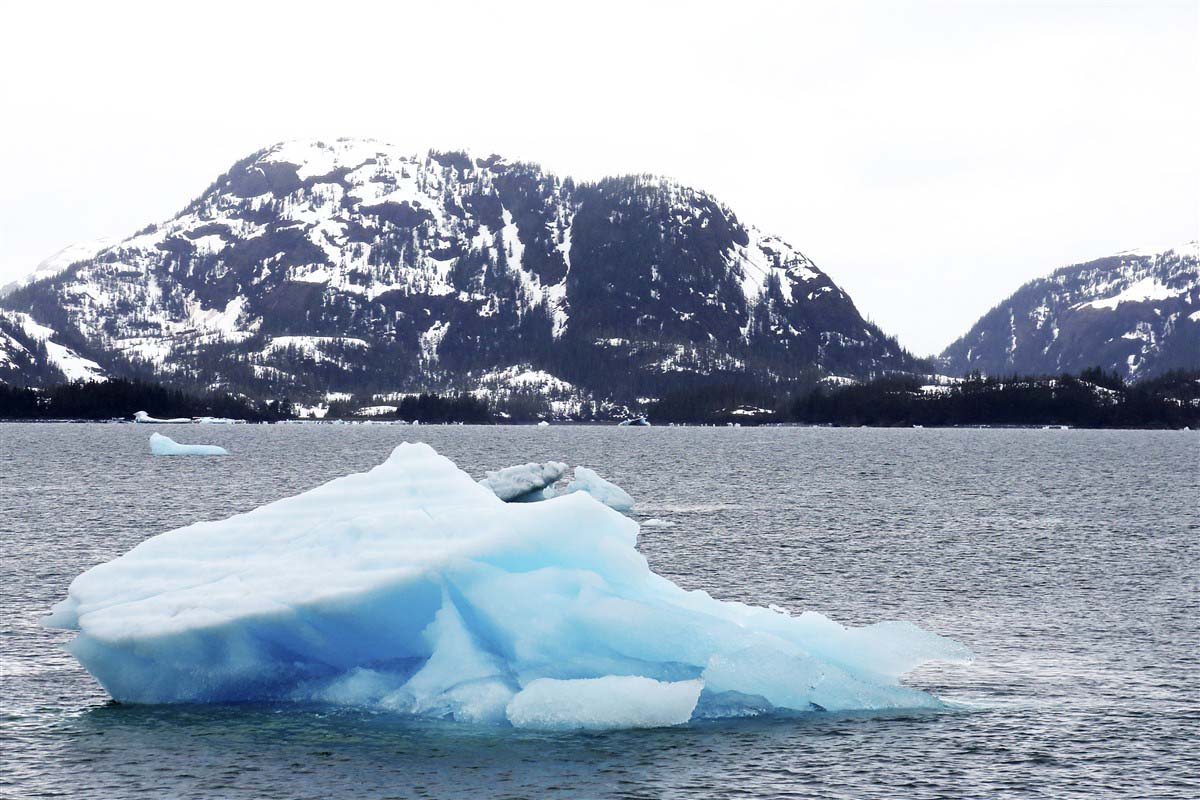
[45,442,971,729]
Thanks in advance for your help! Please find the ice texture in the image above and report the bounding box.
[134,410,192,424]
[506,677,703,730]
[479,460,567,501]
[564,467,635,512]
[148,433,228,456]
[45,443,971,727]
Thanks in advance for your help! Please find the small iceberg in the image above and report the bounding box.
[134,410,192,424]
[478,461,567,502]
[536,420,550,427]
[481,463,634,511]
[564,467,634,512]
[148,433,228,456]
[618,416,651,427]
[46,443,970,728]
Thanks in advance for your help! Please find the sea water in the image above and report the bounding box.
[1,424,1196,799]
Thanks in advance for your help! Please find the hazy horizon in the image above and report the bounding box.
[2,0,1196,355]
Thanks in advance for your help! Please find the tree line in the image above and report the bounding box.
[787,368,1199,428]
[0,379,291,422]
[3,368,1196,428]
[325,392,492,424]
[640,368,1200,428]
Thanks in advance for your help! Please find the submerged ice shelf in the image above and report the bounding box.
[45,443,970,729]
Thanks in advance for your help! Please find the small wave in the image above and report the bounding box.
[637,503,742,513]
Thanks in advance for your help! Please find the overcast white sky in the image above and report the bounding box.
[1,0,1196,354]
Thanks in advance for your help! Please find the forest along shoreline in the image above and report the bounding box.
[1,369,1197,429]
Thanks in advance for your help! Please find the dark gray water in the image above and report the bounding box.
[1,424,1196,799]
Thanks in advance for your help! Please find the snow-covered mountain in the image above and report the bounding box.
[0,237,119,299]
[0,138,916,402]
[940,243,1199,380]
[0,310,106,386]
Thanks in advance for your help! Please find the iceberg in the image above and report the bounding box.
[564,467,635,512]
[148,433,229,456]
[478,460,567,502]
[45,443,971,728]
[133,410,192,424]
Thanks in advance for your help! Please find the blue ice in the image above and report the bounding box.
[46,443,970,729]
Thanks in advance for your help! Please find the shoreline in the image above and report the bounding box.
[0,418,1193,431]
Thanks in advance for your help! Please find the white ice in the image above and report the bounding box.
[478,460,567,501]
[564,467,635,512]
[506,676,703,730]
[134,411,192,424]
[148,433,228,456]
[45,443,971,728]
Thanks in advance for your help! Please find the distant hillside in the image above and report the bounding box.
[940,243,1199,380]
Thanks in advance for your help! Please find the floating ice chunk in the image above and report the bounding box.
[45,442,971,725]
[565,467,634,512]
[537,420,550,427]
[148,433,228,456]
[134,410,192,424]
[506,676,702,730]
[618,416,651,426]
[641,518,674,528]
[479,460,567,501]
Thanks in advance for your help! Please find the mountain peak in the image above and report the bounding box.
[0,140,916,401]
[942,243,1199,380]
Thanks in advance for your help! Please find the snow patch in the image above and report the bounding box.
[1077,276,1181,311]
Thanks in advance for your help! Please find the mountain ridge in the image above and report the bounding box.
[0,138,918,406]
[939,242,1199,380]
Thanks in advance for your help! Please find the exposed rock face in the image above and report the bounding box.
[940,243,1199,380]
[2,138,916,399]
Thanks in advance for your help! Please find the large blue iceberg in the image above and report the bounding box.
[45,443,970,729]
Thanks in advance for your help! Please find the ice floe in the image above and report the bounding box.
[148,433,228,456]
[134,411,193,424]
